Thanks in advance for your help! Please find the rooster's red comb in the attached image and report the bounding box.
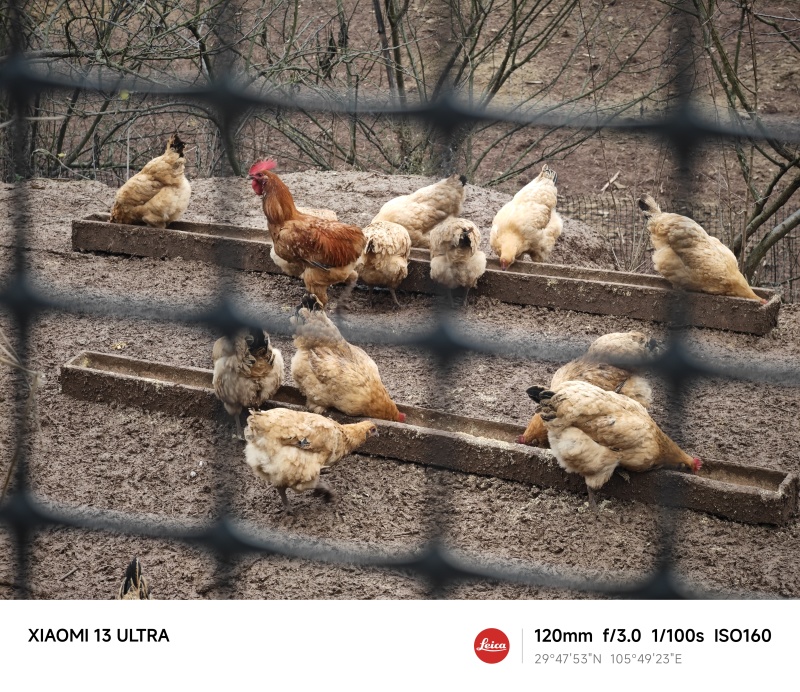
[248,159,277,175]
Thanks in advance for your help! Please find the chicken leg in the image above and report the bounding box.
[586,484,598,511]
[277,486,290,510]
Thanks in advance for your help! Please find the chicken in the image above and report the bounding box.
[249,160,365,307]
[212,328,284,439]
[290,294,406,422]
[537,380,701,507]
[270,207,339,278]
[490,164,562,269]
[372,173,467,248]
[117,557,150,600]
[355,220,412,308]
[519,331,657,447]
[244,407,379,509]
[638,194,764,302]
[429,217,487,306]
[109,133,191,228]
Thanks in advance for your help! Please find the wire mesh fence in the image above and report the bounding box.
[2,0,800,600]
[561,194,800,302]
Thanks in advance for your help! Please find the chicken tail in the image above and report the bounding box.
[166,132,185,157]
[537,389,557,421]
[541,164,557,185]
[248,327,267,351]
[459,174,467,186]
[118,556,150,600]
[526,385,547,402]
[300,293,325,312]
[637,194,661,217]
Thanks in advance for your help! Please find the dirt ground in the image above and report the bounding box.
[1,173,800,600]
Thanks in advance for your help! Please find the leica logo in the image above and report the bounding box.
[474,628,510,663]
[476,638,507,651]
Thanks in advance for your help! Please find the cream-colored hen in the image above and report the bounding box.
[372,174,467,248]
[290,295,406,422]
[429,217,487,306]
[244,407,378,509]
[520,331,657,447]
[638,195,763,301]
[212,328,284,439]
[538,380,701,507]
[355,220,412,308]
[490,164,562,269]
[110,133,191,228]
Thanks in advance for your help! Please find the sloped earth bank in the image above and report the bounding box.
[1,174,799,600]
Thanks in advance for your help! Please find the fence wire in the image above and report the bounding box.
[562,194,800,302]
[1,0,800,601]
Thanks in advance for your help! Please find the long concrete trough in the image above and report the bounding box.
[71,215,781,335]
[60,351,798,525]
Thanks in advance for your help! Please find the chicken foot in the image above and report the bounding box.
[312,482,334,503]
[368,286,403,310]
[389,288,403,310]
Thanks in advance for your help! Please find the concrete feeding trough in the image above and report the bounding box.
[71,215,781,335]
[60,351,797,525]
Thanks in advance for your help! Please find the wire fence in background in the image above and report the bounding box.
[2,0,800,601]
[562,194,800,302]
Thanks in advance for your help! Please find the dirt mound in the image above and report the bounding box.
[1,173,799,600]
[187,172,615,269]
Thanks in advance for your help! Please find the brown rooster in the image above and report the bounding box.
[249,160,366,307]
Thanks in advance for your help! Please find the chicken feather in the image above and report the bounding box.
[110,133,191,228]
[117,557,150,600]
[638,194,763,301]
[244,407,378,508]
[372,174,466,248]
[539,380,701,505]
[290,296,405,422]
[429,217,487,306]
[490,164,562,269]
[520,332,656,447]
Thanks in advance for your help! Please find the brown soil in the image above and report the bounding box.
[1,173,799,600]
